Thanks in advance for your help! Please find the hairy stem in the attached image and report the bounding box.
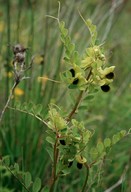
[0,81,18,124]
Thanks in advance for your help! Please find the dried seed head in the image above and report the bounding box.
[15,52,25,63]
[13,44,27,55]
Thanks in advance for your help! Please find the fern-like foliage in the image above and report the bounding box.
[8,101,48,126]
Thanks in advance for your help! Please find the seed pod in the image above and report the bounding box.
[101,85,110,92]
[77,162,83,169]
[60,140,66,145]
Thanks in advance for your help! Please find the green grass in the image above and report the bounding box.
[0,0,131,191]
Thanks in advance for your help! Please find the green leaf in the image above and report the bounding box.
[97,142,104,154]
[112,133,121,144]
[25,172,32,188]
[22,102,28,111]
[86,19,97,45]
[104,138,111,148]
[68,84,77,89]
[84,95,94,101]
[90,147,98,160]
[14,101,21,108]
[2,156,10,167]
[78,105,88,111]
[32,104,43,116]
[32,177,41,192]
[14,163,19,172]
[60,167,71,176]
[46,136,55,145]
[41,186,50,192]
[120,130,126,137]
[46,130,55,138]
[46,145,54,161]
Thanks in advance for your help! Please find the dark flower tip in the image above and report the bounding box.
[70,68,75,77]
[72,78,79,85]
[60,140,66,145]
[77,163,83,169]
[106,72,114,79]
[68,161,73,168]
[101,85,110,92]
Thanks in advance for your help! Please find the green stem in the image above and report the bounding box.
[67,68,92,122]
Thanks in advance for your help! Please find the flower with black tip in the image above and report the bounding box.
[75,155,87,170]
[60,139,66,145]
[101,84,110,92]
[69,68,75,77]
[105,72,114,79]
[77,162,83,169]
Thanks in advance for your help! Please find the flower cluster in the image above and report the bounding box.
[62,45,115,92]
[81,45,115,92]
[60,19,115,92]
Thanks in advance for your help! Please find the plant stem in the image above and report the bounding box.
[67,90,84,122]
[67,68,92,122]
[0,81,18,124]
[81,164,89,192]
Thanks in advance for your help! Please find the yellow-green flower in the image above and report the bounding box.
[92,66,115,89]
[98,66,115,79]
[69,73,87,90]
[75,155,87,164]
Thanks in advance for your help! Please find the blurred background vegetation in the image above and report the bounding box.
[0,0,131,191]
